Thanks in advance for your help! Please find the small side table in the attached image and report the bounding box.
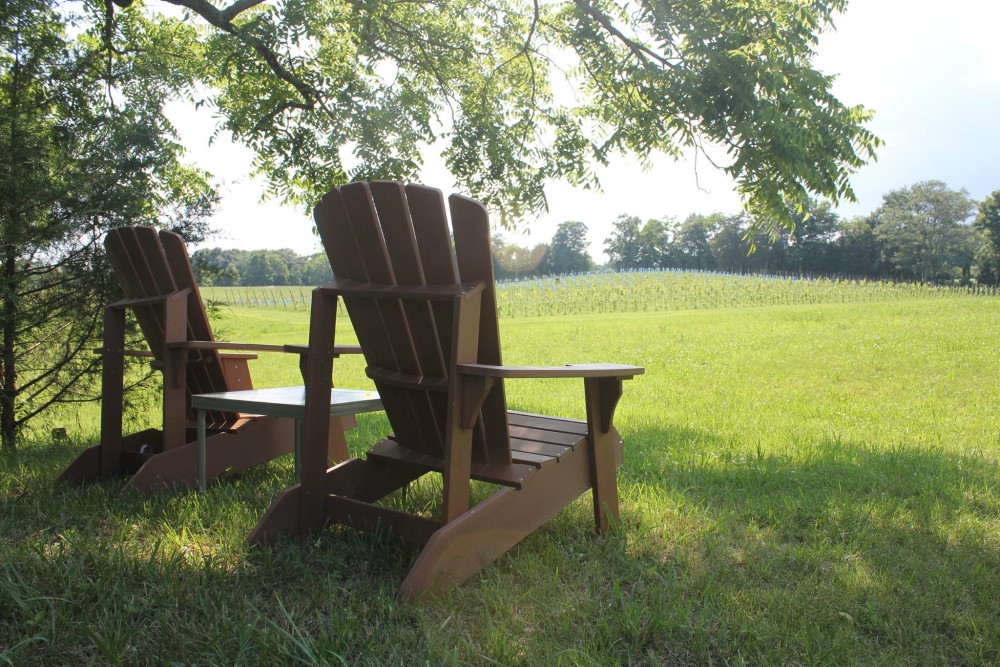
[191,386,382,491]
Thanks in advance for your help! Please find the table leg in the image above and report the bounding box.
[197,409,207,492]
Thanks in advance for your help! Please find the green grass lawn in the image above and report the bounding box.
[2,297,999,664]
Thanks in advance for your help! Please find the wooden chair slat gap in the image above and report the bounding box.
[340,184,424,379]
[341,299,398,370]
[372,383,430,456]
[323,192,401,371]
[369,182,447,379]
[406,388,445,459]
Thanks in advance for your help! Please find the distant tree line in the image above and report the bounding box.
[504,181,1000,285]
[194,181,1000,287]
[192,248,332,287]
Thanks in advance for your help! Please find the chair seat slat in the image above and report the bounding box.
[507,411,590,436]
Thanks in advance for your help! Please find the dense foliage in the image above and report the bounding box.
[101,0,879,231]
[191,247,330,286]
[600,181,983,283]
[0,0,216,448]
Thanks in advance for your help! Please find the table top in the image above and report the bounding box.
[191,386,382,419]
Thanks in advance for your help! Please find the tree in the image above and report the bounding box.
[786,200,840,274]
[99,0,877,232]
[301,253,334,286]
[192,247,243,285]
[637,217,672,269]
[671,214,720,271]
[872,181,977,283]
[835,216,881,278]
[4,0,883,445]
[0,0,215,449]
[604,215,643,269]
[241,251,291,285]
[541,221,593,275]
[709,215,751,273]
[974,190,1000,285]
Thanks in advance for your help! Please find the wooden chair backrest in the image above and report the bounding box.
[104,226,230,422]
[314,182,511,465]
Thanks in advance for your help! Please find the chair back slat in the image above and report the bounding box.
[449,194,511,465]
[344,182,439,456]
[105,227,170,355]
[315,181,511,466]
[156,230,231,412]
[103,226,233,426]
[159,230,216,350]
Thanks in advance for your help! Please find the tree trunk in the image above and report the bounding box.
[1,249,17,451]
[2,31,21,451]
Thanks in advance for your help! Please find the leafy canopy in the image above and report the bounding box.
[112,0,879,231]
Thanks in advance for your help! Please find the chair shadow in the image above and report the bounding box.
[3,420,998,663]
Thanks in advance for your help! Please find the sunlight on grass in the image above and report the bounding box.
[2,296,998,664]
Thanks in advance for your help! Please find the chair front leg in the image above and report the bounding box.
[299,289,338,533]
[584,376,624,534]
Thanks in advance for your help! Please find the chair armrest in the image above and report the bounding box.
[457,363,644,379]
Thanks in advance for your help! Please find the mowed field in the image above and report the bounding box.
[2,289,998,664]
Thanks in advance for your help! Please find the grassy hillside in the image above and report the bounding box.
[2,295,998,664]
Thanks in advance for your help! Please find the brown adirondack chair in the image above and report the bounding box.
[249,182,644,599]
[59,226,360,492]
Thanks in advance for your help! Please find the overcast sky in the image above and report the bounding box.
[175,0,1000,259]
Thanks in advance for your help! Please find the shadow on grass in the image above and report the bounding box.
[2,423,999,664]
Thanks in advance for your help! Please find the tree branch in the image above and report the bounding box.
[220,0,267,23]
[573,0,678,71]
[163,0,322,122]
